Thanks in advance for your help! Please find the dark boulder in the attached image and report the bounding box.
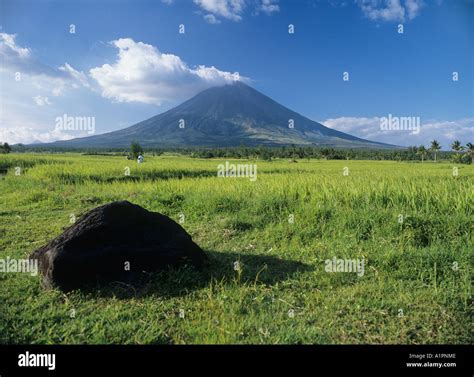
[30,201,207,291]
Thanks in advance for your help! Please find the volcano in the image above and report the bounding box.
[47,82,392,149]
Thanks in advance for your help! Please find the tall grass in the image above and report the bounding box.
[0,154,472,344]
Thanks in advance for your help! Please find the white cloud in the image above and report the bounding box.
[193,0,279,22]
[322,116,473,148]
[0,33,30,59]
[355,0,424,22]
[33,95,51,106]
[0,32,96,145]
[204,13,222,24]
[194,0,246,21]
[0,105,77,144]
[0,126,77,145]
[89,38,243,105]
[323,117,382,138]
[59,63,91,89]
[0,32,90,96]
[260,0,280,14]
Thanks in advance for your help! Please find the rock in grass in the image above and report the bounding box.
[29,201,207,291]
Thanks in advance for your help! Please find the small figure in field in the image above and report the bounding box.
[137,154,144,164]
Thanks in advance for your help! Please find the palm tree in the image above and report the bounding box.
[451,140,464,153]
[417,145,427,163]
[465,142,474,157]
[451,140,464,162]
[430,140,441,162]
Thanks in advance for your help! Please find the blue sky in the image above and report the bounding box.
[0,0,472,148]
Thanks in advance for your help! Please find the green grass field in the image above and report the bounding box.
[0,153,472,344]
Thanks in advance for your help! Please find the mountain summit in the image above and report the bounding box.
[49,82,391,149]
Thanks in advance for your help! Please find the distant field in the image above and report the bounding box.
[0,153,472,344]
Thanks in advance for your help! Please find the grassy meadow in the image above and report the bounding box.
[0,153,472,344]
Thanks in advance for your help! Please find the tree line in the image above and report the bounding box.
[184,140,473,163]
[6,140,473,163]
